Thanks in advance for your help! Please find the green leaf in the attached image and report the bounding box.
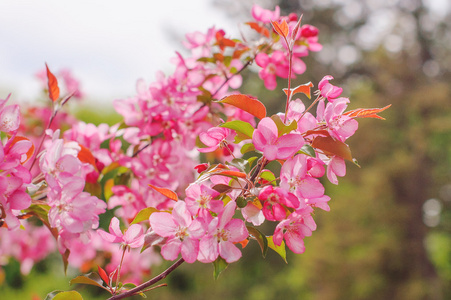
[247,156,258,168]
[213,257,229,279]
[219,120,255,140]
[70,273,105,289]
[130,207,159,225]
[46,290,83,300]
[226,158,250,173]
[259,170,276,185]
[267,236,287,263]
[247,226,268,257]
[299,144,316,157]
[270,114,297,137]
[240,143,255,155]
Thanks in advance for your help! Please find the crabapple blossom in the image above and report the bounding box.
[149,201,205,263]
[98,217,144,249]
[318,75,343,101]
[258,186,300,221]
[198,126,236,154]
[184,183,222,222]
[198,202,248,263]
[251,4,280,23]
[273,206,317,254]
[252,117,304,161]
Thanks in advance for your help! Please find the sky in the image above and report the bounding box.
[0,0,242,103]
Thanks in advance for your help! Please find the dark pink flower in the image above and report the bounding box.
[318,75,343,101]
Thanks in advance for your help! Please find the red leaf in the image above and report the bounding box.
[97,265,109,284]
[77,144,97,170]
[215,31,236,51]
[311,136,353,161]
[290,15,303,41]
[214,170,247,178]
[217,94,266,119]
[245,22,270,38]
[344,104,391,120]
[283,82,314,99]
[148,184,178,201]
[271,19,289,39]
[45,63,60,102]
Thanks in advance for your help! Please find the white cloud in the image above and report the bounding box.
[0,0,239,103]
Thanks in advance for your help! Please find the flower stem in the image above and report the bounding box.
[107,258,185,300]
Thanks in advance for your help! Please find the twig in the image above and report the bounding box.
[107,258,185,300]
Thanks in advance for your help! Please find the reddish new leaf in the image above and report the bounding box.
[97,265,109,284]
[311,135,353,161]
[45,63,60,102]
[148,184,178,201]
[217,94,266,119]
[271,19,289,39]
[245,22,270,37]
[290,15,303,41]
[283,82,314,99]
[77,144,97,170]
[215,31,236,51]
[344,104,391,120]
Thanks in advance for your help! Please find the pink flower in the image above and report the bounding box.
[149,201,205,263]
[0,94,20,133]
[326,156,346,185]
[318,75,343,101]
[184,183,222,222]
[316,98,358,142]
[255,51,289,90]
[252,117,304,161]
[259,186,300,221]
[280,155,325,200]
[198,127,235,154]
[251,5,280,23]
[273,207,316,254]
[198,201,248,263]
[98,217,144,249]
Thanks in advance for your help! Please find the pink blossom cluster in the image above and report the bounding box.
[0,95,33,230]
[251,5,322,90]
[0,5,388,294]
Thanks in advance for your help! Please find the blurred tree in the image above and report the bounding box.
[208,0,451,299]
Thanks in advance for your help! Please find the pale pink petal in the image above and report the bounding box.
[149,212,177,237]
[263,145,278,160]
[224,219,248,242]
[98,230,122,243]
[108,217,123,238]
[298,177,324,199]
[124,224,144,248]
[241,202,265,226]
[219,241,242,263]
[198,236,218,263]
[219,201,236,229]
[181,238,199,263]
[161,238,182,261]
[172,201,192,228]
[284,231,305,254]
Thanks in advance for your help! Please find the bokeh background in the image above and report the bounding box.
[1,0,450,299]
